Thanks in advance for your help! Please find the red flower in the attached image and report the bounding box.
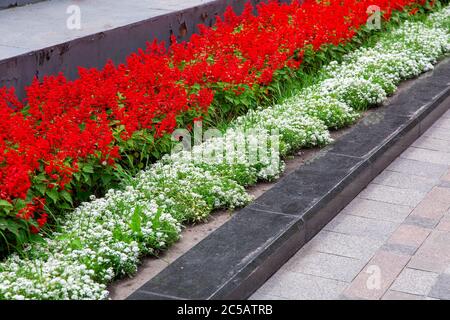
[0,0,424,233]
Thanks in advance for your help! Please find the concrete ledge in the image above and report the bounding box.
[126,58,450,300]
[0,0,273,99]
[0,0,44,10]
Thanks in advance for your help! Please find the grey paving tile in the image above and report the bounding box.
[433,117,450,130]
[358,184,427,207]
[390,268,439,296]
[386,158,447,179]
[423,126,450,141]
[442,109,450,119]
[305,231,383,260]
[372,170,438,192]
[404,215,439,229]
[400,147,450,166]
[428,274,450,300]
[408,255,450,274]
[381,243,418,256]
[256,269,348,300]
[439,181,450,189]
[339,294,368,300]
[324,214,398,241]
[284,248,366,282]
[340,198,412,223]
[412,136,450,153]
[248,292,284,300]
[382,290,425,300]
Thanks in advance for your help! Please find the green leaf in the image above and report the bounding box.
[60,190,73,206]
[130,206,142,234]
[14,199,26,211]
[70,237,83,250]
[16,229,29,245]
[0,200,13,209]
[82,172,91,183]
[29,233,45,244]
[82,164,94,174]
[101,174,113,187]
[0,218,23,240]
[34,183,47,196]
[46,188,60,204]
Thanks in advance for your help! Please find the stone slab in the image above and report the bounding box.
[127,207,304,300]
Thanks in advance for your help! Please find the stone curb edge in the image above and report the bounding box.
[126,58,450,300]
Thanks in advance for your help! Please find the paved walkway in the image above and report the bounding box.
[251,109,450,300]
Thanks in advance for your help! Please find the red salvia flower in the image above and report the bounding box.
[0,0,423,232]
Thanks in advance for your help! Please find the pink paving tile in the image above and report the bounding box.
[387,224,431,249]
[408,230,450,273]
[440,168,450,182]
[342,250,410,300]
[436,215,450,232]
[409,188,450,222]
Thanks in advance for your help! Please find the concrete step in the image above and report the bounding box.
[0,0,45,10]
[0,0,267,99]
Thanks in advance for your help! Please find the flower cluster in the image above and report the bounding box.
[0,187,181,300]
[0,0,426,247]
[0,5,449,299]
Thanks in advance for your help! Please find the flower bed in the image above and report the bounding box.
[0,0,430,252]
[0,4,449,300]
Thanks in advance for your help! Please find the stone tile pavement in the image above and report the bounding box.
[250,109,450,300]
